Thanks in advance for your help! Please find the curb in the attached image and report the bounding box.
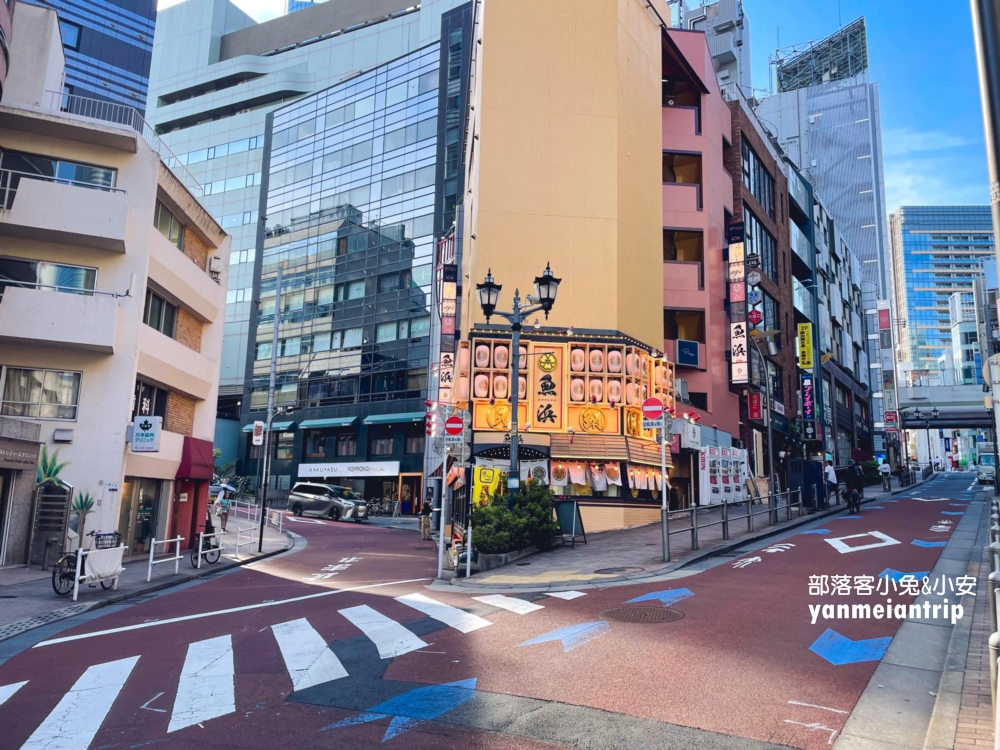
[0,528,299,643]
[445,475,937,592]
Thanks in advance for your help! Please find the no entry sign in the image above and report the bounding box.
[445,415,464,435]
[642,397,664,420]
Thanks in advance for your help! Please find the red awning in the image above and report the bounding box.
[177,436,214,480]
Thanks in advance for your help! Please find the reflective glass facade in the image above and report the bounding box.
[24,0,156,108]
[889,206,994,376]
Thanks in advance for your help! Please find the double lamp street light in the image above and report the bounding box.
[476,263,561,510]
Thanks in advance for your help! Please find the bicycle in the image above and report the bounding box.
[190,520,222,567]
[51,530,121,597]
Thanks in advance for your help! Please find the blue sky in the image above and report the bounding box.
[745,0,988,210]
[208,0,989,211]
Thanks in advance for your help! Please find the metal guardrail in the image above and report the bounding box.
[0,167,126,210]
[986,497,1000,747]
[41,91,204,198]
[146,536,185,581]
[0,279,118,298]
[233,525,258,559]
[922,465,934,480]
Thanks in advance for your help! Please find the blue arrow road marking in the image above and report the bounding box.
[800,529,831,535]
[941,511,964,516]
[809,628,892,666]
[865,505,885,509]
[878,568,929,583]
[321,679,478,740]
[912,540,947,548]
[625,588,693,607]
[517,622,611,653]
[841,515,861,519]
[881,499,899,502]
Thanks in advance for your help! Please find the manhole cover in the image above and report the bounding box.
[601,607,685,624]
[594,567,644,575]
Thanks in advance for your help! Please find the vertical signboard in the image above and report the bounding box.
[801,374,815,421]
[797,323,814,370]
[529,344,565,432]
[727,222,747,385]
[438,351,455,404]
[748,392,763,421]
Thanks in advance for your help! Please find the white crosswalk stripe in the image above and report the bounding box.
[271,618,348,691]
[473,594,545,615]
[546,590,587,600]
[21,656,138,750]
[0,680,27,707]
[168,635,235,733]
[395,593,493,633]
[339,604,428,659]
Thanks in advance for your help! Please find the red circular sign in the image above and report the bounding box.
[641,397,664,420]
[445,415,464,435]
[747,310,763,325]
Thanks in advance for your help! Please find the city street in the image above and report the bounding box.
[0,472,985,749]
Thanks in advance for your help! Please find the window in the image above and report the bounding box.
[663,229,704,287]
[369,426,393,456]
[275,431,295,460]
[255,342,272,360]
[2,367,82,420]
[662,152,702,207]
[409,316,430,338]
[0,150,116,208]
[378,273,401,293]
[0,256,96,297]
[305,430,326,459]
[376,322,397,343]
[59,20,82,50]
[741,140,775,219]
[662,309,706,343]
[336,280,366,301]
[132,379,168,420]
[336,433,357,457]
[154,200,184,249]
[342,327,363,348]
[404,428,425,455]
[745,205,777,281]
[143,289,177,337]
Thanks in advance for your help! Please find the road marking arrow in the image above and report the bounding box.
[517,621,610,653]
[941,511,964,516]
[625,588,693,607]
[809,628,892,666]
[912,540,947,548]
[799,529,830,535]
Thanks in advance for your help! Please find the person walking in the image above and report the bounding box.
[824,460,838,509]
[218,491,232,533]
[878,459,892,492]
[419,498,432,541]
[845,460,864,514]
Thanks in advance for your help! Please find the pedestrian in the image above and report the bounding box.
[845,460,864,514]
[218,491,232,532]
[879,459,891,492]
[419,498,432,541]
[824,460,838,508]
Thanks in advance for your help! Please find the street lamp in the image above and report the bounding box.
[750,329,780,523]
[476,264,561,509]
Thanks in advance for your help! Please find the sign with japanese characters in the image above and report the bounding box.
[438,351,455,404]
[801,374,815,421]
[730,281,746,303]
[797,322,814,371]
[530,344,565,432]
[730,322,748,365]
[131,416,162,453]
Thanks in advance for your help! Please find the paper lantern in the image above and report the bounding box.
[457,375,470,401]
[458,345,471,372]
[518,376,527,399]
[589,379,604,402]
[474,374,490,399]
[493,345,509,369]
[474,345,490,369]
[607,350,623,373]
[589,349,604,372]
[606,379,622,403]
[570,378,586,402]
[493,374,508,399]
[519,345,528,371]
[570,348,586,372]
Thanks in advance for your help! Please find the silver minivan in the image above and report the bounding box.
[288,482,368,522]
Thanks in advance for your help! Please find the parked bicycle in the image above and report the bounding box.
[368,497,396,517]
[51,530,121,597]
[190,519,222,567]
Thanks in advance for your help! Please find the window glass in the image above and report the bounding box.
[132,379,168,420]
[154,200,184,249]
[275,432,295,460]
[143,289,177,337]
[2,368,82,420]
[343,327,363,347]
[59,20,82,49]
[376,322,397,343]
[313,332,331,352]
[336,434,357,456]
[256,342,272,360]
[0,256,96,296]
[347,280,366,299]
[305,430,326,459]
[409,316,430,337]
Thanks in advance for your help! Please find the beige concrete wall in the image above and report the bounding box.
[5,4,64,108]
[462,0,663,347]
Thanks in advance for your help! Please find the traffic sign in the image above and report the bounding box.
[748,310,763,325]
[642,418,664,430]
[445,415,464,435]
[444,434,465,444]
[746,270,762,287]
[642,397,664,420]
[884,410,898,424]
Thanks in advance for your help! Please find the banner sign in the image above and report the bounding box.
[749,393,763,421]
[797,322,814,371]
[730,322,748,364]
[801,374,815,420]
[727,223,745,244]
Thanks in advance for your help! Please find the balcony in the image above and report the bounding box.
[136,325,216,401]
[793,278,815,319]
[662,104,701,137]
[663,261,703,293]
[663,183,701,214]
[148,229,222,323]
[0,286,119,353]
[790,222,812,267]
[0,174,128,252]
[125,428,185,479]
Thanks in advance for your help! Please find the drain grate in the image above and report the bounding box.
[600,606,685,624]
[594,567,644,575]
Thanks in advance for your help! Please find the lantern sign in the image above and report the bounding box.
[746,270,762,287]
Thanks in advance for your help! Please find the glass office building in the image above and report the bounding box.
[889,206,995,380]
[243,43,443,510]
[25,0,156,108]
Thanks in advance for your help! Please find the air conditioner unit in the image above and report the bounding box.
[209,256,222,279]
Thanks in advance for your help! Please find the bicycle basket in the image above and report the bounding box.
[94,532,121,549]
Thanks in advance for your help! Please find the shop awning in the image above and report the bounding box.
[177,437,214,480]
[363,412,424,425]
[242,421,297,432]
[627,437,674,468]
[549,434,628,461]
[298,417,357,429]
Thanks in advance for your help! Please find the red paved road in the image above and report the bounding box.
[0,485,975,749]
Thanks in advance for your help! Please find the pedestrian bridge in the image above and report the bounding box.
[897,385,991,429]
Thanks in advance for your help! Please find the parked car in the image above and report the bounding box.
[288,483,368,522]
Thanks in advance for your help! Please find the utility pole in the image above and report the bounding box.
[258,267,282,552]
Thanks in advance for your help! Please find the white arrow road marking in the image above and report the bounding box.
[764,543,796,553]
[546,591,587,600]
[396,593,493,633]
[787,700,848,714]
[21,656,138,750]
[140,691,168,712]
[0,680,27,707]
[271,618,348,691]
[783,719,838,745]
[473,595,545,615]
[168,635,235,733]
[733,556,761,568]
[339,605,428,659]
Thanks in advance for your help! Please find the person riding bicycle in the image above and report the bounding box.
[878,459,891,491]
[845,460,864,513]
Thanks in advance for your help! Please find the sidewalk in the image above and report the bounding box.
[0,513,293,642]
[444,476,932,592]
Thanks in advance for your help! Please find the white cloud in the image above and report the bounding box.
[881,127,979,159]
[884,154,989,211]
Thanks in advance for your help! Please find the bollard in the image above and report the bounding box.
[990,571,1000,634]
[992,542,1000,573]
[747,495,753,532]
[722,499,730,541]
[991,628,1000,715]
[691,503,699,550]
[993,523,1000,546]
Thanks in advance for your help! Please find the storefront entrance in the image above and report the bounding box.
[399,473,422,515]
[118,478,169,557]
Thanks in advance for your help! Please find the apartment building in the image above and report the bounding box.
[0,4,229,566]
[0,0,13,102]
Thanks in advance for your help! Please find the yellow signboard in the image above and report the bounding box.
[529,344,566,432]
[472,466,506,505]
[798,323,814,371]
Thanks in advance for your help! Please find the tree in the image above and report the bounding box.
[37,445,69,485]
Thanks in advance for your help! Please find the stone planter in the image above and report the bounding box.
[472,545,538,572]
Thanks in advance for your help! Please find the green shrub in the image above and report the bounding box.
[471,479,559,555]
[860,460,880,485]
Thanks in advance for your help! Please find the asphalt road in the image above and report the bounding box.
[0,472,984,750]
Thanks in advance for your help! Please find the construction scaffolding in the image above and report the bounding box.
[774,17,868,93]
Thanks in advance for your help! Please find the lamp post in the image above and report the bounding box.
[477,264,561,509]
[258,403,293,552]
[750,329,780,523]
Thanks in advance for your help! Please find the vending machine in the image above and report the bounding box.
[699,446,722,505]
